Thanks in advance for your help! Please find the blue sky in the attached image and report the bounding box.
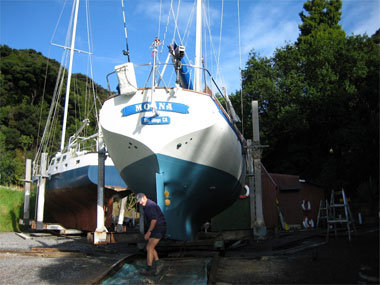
[1,0,379,93]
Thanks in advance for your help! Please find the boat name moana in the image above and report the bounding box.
[121,101,189,117]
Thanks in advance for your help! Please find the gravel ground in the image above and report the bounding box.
[0,232,90,251]
[219,226,379,284]
[0,225,378,284]
[0,232,137,284]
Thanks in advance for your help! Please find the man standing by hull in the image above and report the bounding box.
[137,193,166,275]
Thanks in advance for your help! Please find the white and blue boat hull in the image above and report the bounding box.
[100,87,246,240]
[45,153,127,231]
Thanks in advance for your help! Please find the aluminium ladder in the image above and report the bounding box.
[316,199,329,228]
[326,189,356,241]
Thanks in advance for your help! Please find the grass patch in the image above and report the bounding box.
[0,186,35,232]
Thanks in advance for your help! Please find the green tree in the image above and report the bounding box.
[298,0,344,40]
[20,135,33,157]
[236,0,379,197]
[0,45,109,186]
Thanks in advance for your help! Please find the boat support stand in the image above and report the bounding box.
[247,101,267,239]
[93,144,112,244]
[19,155,82,235]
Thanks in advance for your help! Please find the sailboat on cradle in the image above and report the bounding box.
[100,0,246,240]
[33,0,127,231]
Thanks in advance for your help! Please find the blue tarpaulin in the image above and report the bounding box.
[103,257,210,285]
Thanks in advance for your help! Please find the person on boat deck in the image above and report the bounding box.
[136,193,166,274]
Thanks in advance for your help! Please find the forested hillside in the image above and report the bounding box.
[230,0,379,202]
[0,45,108,185]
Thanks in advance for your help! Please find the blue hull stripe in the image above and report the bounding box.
[120,153,244,240]
[46,165,127,192]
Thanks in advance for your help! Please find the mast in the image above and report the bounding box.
[194,0,202,92]
[60,0,80,152]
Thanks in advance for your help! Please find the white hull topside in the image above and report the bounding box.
[47,151,115,176]
[100,87,245,185]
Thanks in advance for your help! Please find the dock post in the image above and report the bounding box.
[116,197,127,232]
[251,101,267,239]
[94,131,107,244]
[23,159,32,222]
[247,139,256,226]
[36,153,48,230]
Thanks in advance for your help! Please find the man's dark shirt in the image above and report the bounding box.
[143,199,166,227]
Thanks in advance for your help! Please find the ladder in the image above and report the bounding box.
[326,189,356,241]
[316,199,329,228]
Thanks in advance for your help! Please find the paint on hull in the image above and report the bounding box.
[100,88,246,240]
[45,164,128,231]
[119,153,244,240]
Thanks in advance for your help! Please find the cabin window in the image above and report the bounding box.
[76,160,80,164]
[50,159,55,166]
[56,157,61,163]
[63,155,67,160]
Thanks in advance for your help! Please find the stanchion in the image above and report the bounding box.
[94,142,108,244]
[36,153,48,230]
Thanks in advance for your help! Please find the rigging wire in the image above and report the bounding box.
[37,53,66,160]
[203,4,222,90]
[216,0,223,86]
[158,0,162,38]
[35,60,51,161]
[84,0,91,126]
[85,0,99,128]
[160,0,173,55]
[203,1,207,73]
[34,0,68,166]
[121,0,130,61]
[73,78,78,133]
[34,0,100,170]
[34,46,67,169]
[160,0,195,85]
[237,0,244,136]
[181,1,196,49]
[179,0,195,65]
[170,0,184,46]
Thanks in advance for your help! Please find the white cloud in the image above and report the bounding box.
[240,2,302,57]
[213,1,303,92]
[342,0,380,36]
[134,0,197,40]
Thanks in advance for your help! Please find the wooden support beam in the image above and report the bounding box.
[94,129,108,244]
[251,101,267,239]
[116,197,127,232]
[23,159,32,221]
[36,153,48,229]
